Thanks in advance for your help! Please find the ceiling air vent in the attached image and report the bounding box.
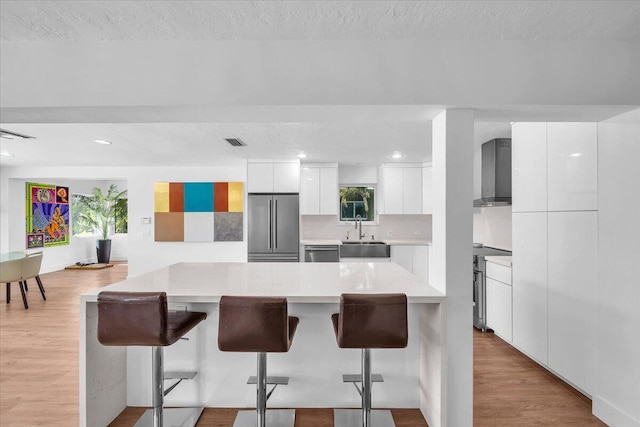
[224,138,247,147]
[0,128,35,140]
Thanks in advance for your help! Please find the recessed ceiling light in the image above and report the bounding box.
[391,152,403,159]
[298,152,307,159]
[569,152,583,157]
[0,152,15,157]
[93,139,112,145]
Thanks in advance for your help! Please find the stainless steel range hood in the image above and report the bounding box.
[473,138,512,207]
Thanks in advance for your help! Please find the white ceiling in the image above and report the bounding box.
[2,1,638,42]
[0,1,638,168]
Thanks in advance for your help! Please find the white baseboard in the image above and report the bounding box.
[593,395,640,427]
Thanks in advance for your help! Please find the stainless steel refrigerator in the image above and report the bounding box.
[248,194,299,262]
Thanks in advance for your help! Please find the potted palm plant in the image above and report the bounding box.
[75,184,127,264]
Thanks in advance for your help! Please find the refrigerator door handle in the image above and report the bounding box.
[268,199,272,249]
[274,199,278,249]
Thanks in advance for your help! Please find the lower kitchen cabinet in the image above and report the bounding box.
[486,267,512,343]
[547,211,597,394]
[390,245,429,284]
[512,212,548,365]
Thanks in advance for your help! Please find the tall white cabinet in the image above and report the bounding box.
[511,122,598,395]
[512,212,548,364]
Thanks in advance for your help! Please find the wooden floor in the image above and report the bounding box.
[0,264,605,426]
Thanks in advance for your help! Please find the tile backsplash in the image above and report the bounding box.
[301,215,432,241]
[473,206,512,250]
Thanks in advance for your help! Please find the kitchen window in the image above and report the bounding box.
[339,186,375,222]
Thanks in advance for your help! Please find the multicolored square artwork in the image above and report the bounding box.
[26,182,70,248]
[154,182,244,242]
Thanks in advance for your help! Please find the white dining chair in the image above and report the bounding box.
[1,258,28,309]
[21,252,46,307]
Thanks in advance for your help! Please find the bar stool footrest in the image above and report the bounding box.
[247,375,289,385]
[342,374,384,383]
[334,409,395,427]
[134,407,204,427]
[233,409,295,427]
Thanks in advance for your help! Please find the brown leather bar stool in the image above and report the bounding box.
[97,291,207,427]
[331,293,408,427]
[218,296,299,427]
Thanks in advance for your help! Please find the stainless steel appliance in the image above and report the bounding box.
[473,243,512,331]
[473,138,512,207]
[304,245,339,262]
[248,194,299,262]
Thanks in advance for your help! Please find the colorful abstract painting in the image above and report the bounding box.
[154,182,243,242]
[26,182,70,248]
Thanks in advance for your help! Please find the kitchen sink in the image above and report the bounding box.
[340,241,390,258]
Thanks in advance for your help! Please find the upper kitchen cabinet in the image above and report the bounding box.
[379,165,422,215]
[512,123,547,212]
[547,123,598,211]
[300,164,338,215]
[248,160,300,193]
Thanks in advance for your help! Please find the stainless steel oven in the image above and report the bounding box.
[473,243,512,332]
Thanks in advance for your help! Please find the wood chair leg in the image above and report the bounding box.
[36,275,45,293]
[35,277,46,301]
[6,283,10,304]
[18,281,28,309]
[24,280,28,292]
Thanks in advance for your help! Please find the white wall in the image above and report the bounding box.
[1,164,247,276]
[338,165,378,184]
[594,109,640,427]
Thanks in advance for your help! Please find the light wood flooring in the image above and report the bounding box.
[0,264,605,426]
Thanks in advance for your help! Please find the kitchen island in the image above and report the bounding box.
[80,262,446,427]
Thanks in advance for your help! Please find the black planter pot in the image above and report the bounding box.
[96,239,112,264]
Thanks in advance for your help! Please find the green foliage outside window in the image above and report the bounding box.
[340,186,375,221]
[72,185,128,237]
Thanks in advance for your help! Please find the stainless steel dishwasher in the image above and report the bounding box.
[304,245,340,262]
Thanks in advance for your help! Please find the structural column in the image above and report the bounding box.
[431,109,474,427]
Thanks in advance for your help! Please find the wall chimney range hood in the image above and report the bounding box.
[473,138,512,207]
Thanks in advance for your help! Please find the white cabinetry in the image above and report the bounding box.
[511,121,599,394]
[422,166,433,214]
[512,212,548,364]
[300,165,338,215]
[390,245,413,271]
[390,245,429,284]
[248,161,300,193]
[547,123,598,212]
[380,165,422,215]
[403,168,423,214]
[547,211,597,394]
[412,245,429,284]
[512,123,547,212]
[485,262,512,343]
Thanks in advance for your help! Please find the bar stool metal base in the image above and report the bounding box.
[334,409,395,427]
[232,409,295,427]
[134,407,204,427]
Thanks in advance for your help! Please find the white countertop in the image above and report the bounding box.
[301,239,431,246]
[81,262,444,304]
[485,256,512,267]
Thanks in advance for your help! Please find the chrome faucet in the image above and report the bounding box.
[355,215,365,240]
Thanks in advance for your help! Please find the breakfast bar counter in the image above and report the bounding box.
[80,262,447,426]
